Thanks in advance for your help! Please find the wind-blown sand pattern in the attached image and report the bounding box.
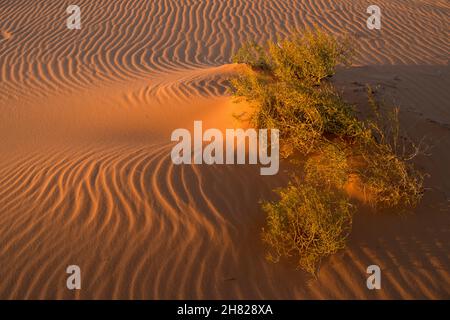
[0,1,449,299]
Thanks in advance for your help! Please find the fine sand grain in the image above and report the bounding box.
[0,0,449,299]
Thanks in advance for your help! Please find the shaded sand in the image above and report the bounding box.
[0,1,449,299]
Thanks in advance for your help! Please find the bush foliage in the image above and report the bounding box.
[262,183,353,275]
[356,88,424,208]
[231,28,425,274]
[231,29,361,156]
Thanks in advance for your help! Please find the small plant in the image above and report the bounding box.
[267,29,353,85]
[232,41,271,71]
[355,87,426,208]
[262,182,353,275]
[230,29,358,157]
[305,142,350,190]
[231,28,426,274]
[233,28,353,84]
[358,147,424,208]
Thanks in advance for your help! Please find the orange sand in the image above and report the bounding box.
[0,0,448,299]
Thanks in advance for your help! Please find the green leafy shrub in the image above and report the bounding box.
[230,29,359,156]
[232,41,271,71]
[358,146,424,208]
[233,28,353,84]
[355,88,425,208]
[305,142,350,189]
[267,29,353,85]
[262,182,353,275]
[231,29,426,274]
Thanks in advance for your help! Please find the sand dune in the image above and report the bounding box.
[1,0,448,99]
[0,0,449,299]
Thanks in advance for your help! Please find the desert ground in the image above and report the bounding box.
[0,0,449,299]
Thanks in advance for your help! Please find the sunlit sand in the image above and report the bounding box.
[0,0,448,299]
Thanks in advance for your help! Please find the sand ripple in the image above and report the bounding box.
[0,0,448,99]
[0,0,449,299]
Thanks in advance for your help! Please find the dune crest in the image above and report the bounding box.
[0,0,449,299]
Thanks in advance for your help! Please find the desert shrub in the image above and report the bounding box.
[354,88,425,208]
[233,29,353,85]
[358,146,424,208]
[267,29,353,85]
[232,41,272,71]
[305,142,350,189]
[231,29,425,274]
[230,30,359,156]
[262,182,353,275]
